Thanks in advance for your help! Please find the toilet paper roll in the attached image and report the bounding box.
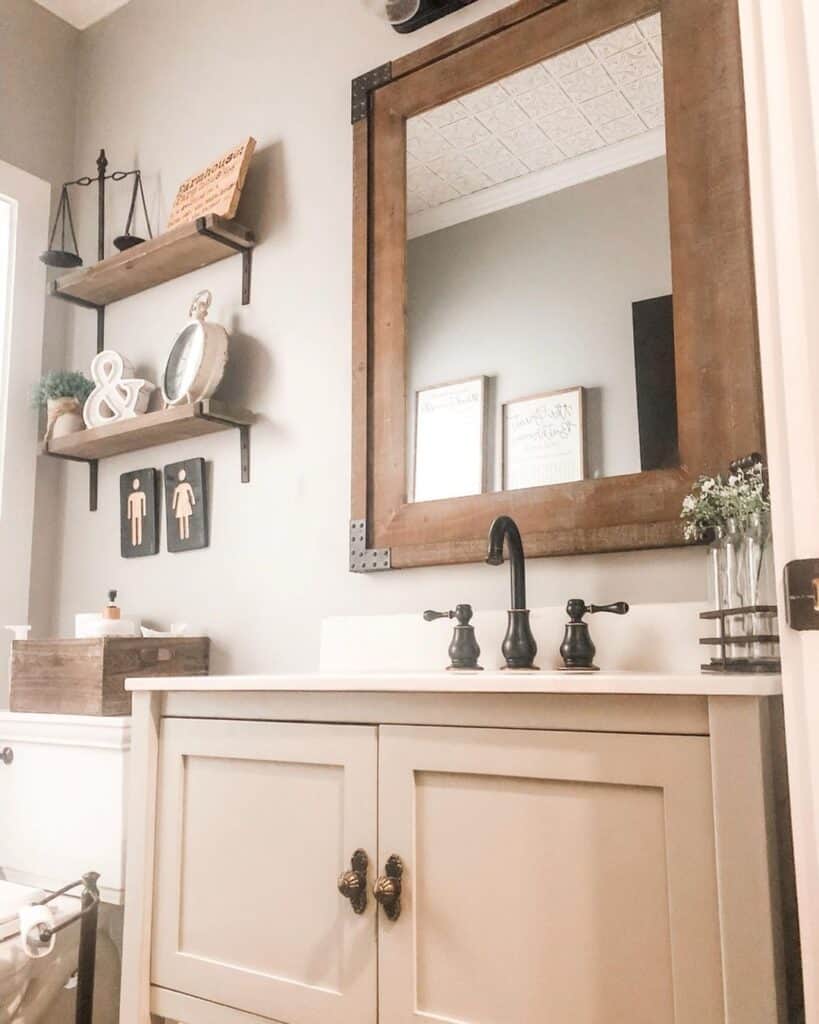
[18,905,55,959]
[75,613,140,638]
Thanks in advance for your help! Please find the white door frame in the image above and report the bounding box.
[0,161,50,705]
[738,2,819,1018]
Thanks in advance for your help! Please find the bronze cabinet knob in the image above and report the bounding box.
[373,854,403,921]
[0,748,12,766]
[337,849,369,915]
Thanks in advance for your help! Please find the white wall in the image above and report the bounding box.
[45,0,706,674]
[0,0,78,704]
[407,157,672,488]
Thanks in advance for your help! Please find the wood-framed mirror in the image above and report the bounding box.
[351,0,763,571]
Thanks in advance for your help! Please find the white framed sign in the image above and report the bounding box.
[502,386,585,491]
[413,376,487,502]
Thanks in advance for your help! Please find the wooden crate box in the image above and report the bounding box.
[10,637,210,716]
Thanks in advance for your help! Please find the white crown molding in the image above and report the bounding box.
[407,127,667,239]
[31,0,132,30]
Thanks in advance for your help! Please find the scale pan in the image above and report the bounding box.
[113,233,145,252]
[40,249,82,268]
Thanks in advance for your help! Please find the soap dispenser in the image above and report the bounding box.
[94,590,131,637]
[559,599,629,671]
[103,589,121,621]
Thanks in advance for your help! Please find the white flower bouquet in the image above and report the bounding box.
[681,461,770,542]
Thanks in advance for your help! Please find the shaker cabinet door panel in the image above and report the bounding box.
[378,726,724,1024]
[151,719,378,1024]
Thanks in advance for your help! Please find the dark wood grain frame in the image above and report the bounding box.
[351,0,763,570]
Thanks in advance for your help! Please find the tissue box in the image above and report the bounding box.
[10,637,210,716]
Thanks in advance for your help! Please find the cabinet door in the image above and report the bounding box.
[378,726,724,1024]
[151,719,377,1024]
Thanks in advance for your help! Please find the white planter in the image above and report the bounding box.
[45,397,85,440]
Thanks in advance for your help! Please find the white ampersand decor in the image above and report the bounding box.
[83,350,156,428]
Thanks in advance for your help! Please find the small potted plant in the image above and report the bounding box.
[33,371,94,441]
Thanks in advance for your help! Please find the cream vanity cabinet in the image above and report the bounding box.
[120,678,798,1024]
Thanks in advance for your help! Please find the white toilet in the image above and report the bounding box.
[0,712,130,1024]
[0,880,81,1024]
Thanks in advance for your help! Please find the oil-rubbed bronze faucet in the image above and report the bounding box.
[486,516,538,670]
[423,604,482,670]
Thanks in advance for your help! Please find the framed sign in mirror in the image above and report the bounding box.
[413,376,488,502]
[502,387,585,492]
[351,0,764,570]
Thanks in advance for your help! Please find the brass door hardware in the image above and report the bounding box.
[373,855,403,921]
[337,849,369,915]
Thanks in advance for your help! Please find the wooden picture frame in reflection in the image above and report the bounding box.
[502,386,586,492]
[413,376,487,503]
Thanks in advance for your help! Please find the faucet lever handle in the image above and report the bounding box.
[423,609,454,622]
[424,606,481,670]
[424,604,474,625]
[588,602,630,616]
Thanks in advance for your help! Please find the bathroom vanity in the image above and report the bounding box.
[119,673,799,1024]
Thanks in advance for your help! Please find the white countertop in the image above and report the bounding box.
[125,671,782,697]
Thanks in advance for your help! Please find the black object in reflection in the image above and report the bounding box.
[632,294,679,472]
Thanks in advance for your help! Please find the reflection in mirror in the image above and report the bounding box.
[405,13,676,503]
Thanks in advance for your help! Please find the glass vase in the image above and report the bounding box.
[740,512,777,662]
[706,527,727,668]
[707,527,726,611]
[722,519,746,663]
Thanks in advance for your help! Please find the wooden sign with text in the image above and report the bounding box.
[167,137,256,229]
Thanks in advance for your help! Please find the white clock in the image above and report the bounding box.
[161,290,229,406]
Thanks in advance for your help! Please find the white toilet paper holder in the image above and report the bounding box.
[0,872,100,1024]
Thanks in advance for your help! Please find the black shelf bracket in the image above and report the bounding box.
[197,411,252,483]
[96,307,105,354]
[44,412,252,513]
[49,281,102,311]
[89,460,98,511]
[48,283,107,354]
[46,452,99,511]
[239,424,250,483]
[195,217,254,305]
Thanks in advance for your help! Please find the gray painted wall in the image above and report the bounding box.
[0,0,78,187]
[18,0,704,675]
[0,0,79,702]
[407,157,673,490]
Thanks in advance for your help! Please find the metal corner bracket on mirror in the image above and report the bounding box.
[350,519,392,573]
[351,63,393,123]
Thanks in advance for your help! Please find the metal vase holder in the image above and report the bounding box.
[699,605,781,674]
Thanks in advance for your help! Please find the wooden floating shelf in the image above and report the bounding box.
[49,215,255,308]
[43,401,254,461]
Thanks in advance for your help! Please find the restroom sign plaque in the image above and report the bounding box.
[167,137,256,229]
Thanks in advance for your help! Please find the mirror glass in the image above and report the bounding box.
[405,13,675,503]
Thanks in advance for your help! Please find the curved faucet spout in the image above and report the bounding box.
[486,515,527,610]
